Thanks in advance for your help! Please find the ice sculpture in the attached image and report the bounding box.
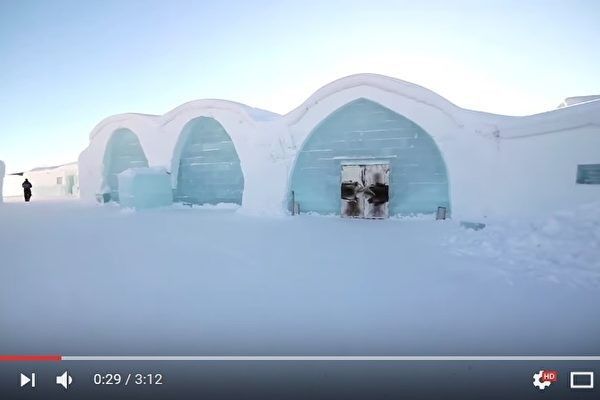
[117,167,173,209]
[290,98,450,216]
[174,117,244,205]
[103,129,149,202]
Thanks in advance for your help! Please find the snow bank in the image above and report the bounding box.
[172,202,240,211]
[0,200,598,356]
[446,202,600,287]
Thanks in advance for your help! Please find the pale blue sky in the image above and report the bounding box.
[1,0,599,172]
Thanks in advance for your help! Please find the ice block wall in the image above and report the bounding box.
[118,167,173,209]
[174,117,244,205]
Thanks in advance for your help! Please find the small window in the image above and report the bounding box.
[576,164,600,184]
[56,177,63,185]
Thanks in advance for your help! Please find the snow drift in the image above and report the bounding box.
[447,201,600,287]
[0,200,598,357]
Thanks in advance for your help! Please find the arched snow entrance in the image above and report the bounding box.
[289,98,450,217]
[103,128,149,202]
[173,117,244,205]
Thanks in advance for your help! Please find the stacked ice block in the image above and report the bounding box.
[118,167,173,209]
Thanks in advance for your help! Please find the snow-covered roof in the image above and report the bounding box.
[89,99,281,140]
[284,73,465,125]
[86,73,600,143]
[557,95,600,108]
[28,161,78,172]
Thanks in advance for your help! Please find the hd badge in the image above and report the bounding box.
[533,370,558,390]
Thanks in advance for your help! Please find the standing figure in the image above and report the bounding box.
[22,179,32,202]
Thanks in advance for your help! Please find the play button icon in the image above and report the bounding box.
[20,372,36,388]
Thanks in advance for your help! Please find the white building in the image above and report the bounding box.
[25,163,79,198]
[78,74,600,220]
[2,162,79,200]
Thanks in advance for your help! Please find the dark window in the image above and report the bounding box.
[576,164,600,184]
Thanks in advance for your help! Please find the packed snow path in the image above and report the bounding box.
[0,200,598,356]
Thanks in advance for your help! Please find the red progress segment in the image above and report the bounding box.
[0,355,62,362]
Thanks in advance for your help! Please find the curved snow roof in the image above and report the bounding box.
[283,73,465,124]
[89,99,280,140]
[163,99,280,122]
[87,73,600,141]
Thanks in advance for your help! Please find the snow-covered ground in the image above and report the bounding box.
[0,199,598,356]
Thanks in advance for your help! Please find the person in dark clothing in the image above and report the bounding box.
[22,179,32,202]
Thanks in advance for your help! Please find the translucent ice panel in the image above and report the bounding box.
[118,167,173,209]
[174,117,244,205]
[290,98,450,216]
[103,129,149,202]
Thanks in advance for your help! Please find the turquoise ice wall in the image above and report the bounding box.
[290,98,450,216]
[103,129,149,201]
[174,117,244,205]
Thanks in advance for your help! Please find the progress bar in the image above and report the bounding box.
[0,355,61,362]
[62,356,600,361]
[3,355,600,362]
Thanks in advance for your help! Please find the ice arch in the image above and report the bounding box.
[103,128,149,202]
[290,98,450,216]
[173,117,244,205]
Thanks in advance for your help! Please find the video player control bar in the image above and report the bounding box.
[3,355,600,362]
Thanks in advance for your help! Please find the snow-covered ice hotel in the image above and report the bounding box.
[78,74,600,220]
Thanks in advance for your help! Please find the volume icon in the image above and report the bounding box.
[56,371,73,389]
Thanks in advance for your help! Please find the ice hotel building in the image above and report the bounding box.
[78,74,600,219]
